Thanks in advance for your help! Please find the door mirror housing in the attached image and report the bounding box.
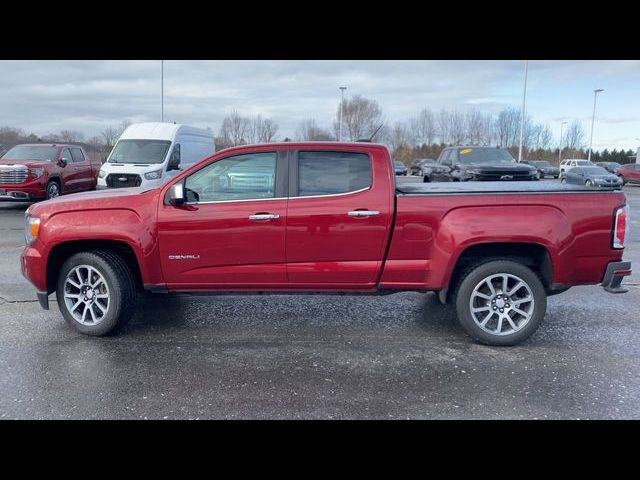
[168,183,185,206]
[58,158,67,168]
[167,144,181,171]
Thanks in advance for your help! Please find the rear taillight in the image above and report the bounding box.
[613,205,629,249]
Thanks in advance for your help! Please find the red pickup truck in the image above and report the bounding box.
[20,142,631,345]
[0,143,100,201]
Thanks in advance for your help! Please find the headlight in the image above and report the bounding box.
[98,170,106,179]
[29,167,44,179]
[144,169,163,180]
[25,215,40,245]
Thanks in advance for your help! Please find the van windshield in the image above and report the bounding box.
[108,140,171,164]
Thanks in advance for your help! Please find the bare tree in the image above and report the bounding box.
[449,110,466,145]
[564,120,586,153]
[295,119,333,141]
[218,110,250,146]
[411,108,437,145]
[495,108,521,148]
[437,109,451,144]
[59,130,85,143]
[100,126,120,148]
[383,121,414,153]
[334,95,383,141]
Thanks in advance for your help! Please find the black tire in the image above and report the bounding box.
[55,250,138,336]
[46,180,61,200]
[453,259,547,346]
[423,176,430,183]
[554,175,559,179]
[561,177,566,184]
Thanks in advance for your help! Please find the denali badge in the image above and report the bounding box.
[168,254,200,260]
[500,175,514,180]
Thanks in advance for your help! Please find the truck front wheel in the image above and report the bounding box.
[55,250,138,336]
[46,180,60,200]
[453,260,547,346]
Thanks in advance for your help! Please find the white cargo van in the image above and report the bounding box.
[97,122,215,190]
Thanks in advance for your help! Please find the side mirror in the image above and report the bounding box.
[101,156,107,164]
[167,156,181,171]
[168,183,185,206]
[58,158,67,168]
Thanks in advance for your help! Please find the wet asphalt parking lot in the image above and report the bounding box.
[0,177,639,419]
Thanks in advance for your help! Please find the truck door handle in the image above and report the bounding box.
[249,213,280,221]
[348,210,380,218]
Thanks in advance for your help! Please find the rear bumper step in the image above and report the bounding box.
[601,261,632,294]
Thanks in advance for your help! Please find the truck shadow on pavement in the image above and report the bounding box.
[121,291,465,339]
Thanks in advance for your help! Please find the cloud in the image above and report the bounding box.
[0,60,638,149]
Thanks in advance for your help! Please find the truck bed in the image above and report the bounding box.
[395,181,620,195]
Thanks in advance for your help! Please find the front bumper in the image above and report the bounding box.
[601,261,632,294]
[0,181,46,201]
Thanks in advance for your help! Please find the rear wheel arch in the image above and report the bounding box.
[45,240,143,295]
[442,242,554,303]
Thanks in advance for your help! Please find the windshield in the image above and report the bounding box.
[1,145,57,161]
[420,159,435,165]
[576,160,593,166]
[394,161,404,167]
[108,139,171,164]
[458,148,516,165]
[582,167,611,175]
[533,161,552,167]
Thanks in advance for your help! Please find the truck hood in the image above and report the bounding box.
[0,160,51,168]
[27,186,158,217]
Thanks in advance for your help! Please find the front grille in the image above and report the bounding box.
[106,173,142,188]
[0,169,28,184]
[474,173,534,181]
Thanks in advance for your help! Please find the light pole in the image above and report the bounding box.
[588,88,604,161]
[517,60,529,162]
[339,86,347,141]
[161,60,164,122]
[558,121,568,162]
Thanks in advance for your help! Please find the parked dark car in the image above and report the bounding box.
[410,158,436,176]
[522,160,560,179]
[617,163,640,185]
[561,166,622,188]
[426,146,538,182]
[393,160,408,176]
[596,162,622,174]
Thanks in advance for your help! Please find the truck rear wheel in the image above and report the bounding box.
[453,260,547,346]
[55,250,137,336]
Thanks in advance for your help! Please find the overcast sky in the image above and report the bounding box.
[1,60,639,150]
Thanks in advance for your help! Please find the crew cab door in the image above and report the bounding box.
[69,147,93,191]
[157,149,289,289]
[285,148,393,288]
[58,148,76,192]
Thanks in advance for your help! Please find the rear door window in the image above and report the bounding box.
[70,148,86,163]
[297,151,371,197]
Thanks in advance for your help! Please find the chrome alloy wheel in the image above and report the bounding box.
[469,273,534,336]
[63,265,110,325]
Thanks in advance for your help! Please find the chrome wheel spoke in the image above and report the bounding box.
[470,272,534,336]
[64,264,110,326]
[479,311,493,327]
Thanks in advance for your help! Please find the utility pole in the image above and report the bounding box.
[588,89,604,161]
[517,60,528,162]
[339,86,347,141]
[160,60,164,122]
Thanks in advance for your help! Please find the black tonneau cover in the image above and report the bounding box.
[396,181,621,195]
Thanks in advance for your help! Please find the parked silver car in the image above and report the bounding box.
[561,166,623,188]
